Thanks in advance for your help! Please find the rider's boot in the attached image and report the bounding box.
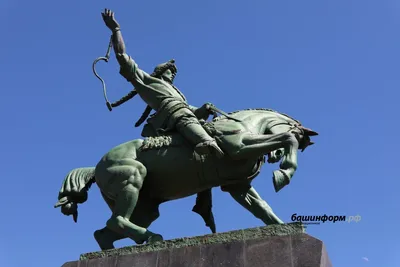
[176,119,224,158]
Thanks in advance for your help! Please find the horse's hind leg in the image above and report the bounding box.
[94,195,161,250]
[94,227,124,250]
[105,161,163,245]
[130,198,162,243]
[94,192,124,250]
[223,183,284,225]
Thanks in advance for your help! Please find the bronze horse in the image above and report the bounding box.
[55,108,317,250]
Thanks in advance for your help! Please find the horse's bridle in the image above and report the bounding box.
[268,121,309,152]
[269,121,303,134]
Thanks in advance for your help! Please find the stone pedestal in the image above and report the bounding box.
[62,223,332,267]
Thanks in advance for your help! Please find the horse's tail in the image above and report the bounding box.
[54,167,96,223]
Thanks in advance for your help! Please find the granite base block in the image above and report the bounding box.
[61,223,332,267]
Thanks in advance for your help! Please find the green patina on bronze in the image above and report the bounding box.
[94,9,226,159]
[54,9,318,252]
[80,223,305,260]
[54,106,317,250]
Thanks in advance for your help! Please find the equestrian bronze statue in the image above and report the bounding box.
[55,9,318,251]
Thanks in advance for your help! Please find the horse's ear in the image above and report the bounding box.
[307,131,318,136]
[302,126,318,136]
[54,196,68,208]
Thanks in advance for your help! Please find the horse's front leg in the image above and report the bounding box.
[272,134,299,193]
[267,148,285,163]
[229,132,299,192]
[223,184,284,225]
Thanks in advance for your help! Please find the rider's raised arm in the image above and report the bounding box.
[111,29,126,57]
[111,30,151,87]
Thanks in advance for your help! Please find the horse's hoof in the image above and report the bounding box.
[94,230,115,250]
[273,170,290,192]
[147,234,163,244]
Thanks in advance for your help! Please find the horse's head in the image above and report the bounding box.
[259,109,318,165]
[266,125,318,164]
[212,108,318,156]
[295,125,318,152]
[264,114,318,192]
[263,109,318,153]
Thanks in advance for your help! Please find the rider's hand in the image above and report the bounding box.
[204,103,217,118]
[101,9,121,32]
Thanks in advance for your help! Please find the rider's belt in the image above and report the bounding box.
[151,99,191,132]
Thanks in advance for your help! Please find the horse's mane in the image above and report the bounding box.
[213,108,301,124]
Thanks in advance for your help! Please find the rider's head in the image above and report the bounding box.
[151,59,177,84]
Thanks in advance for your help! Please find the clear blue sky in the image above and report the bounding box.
[0,1,398,266]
